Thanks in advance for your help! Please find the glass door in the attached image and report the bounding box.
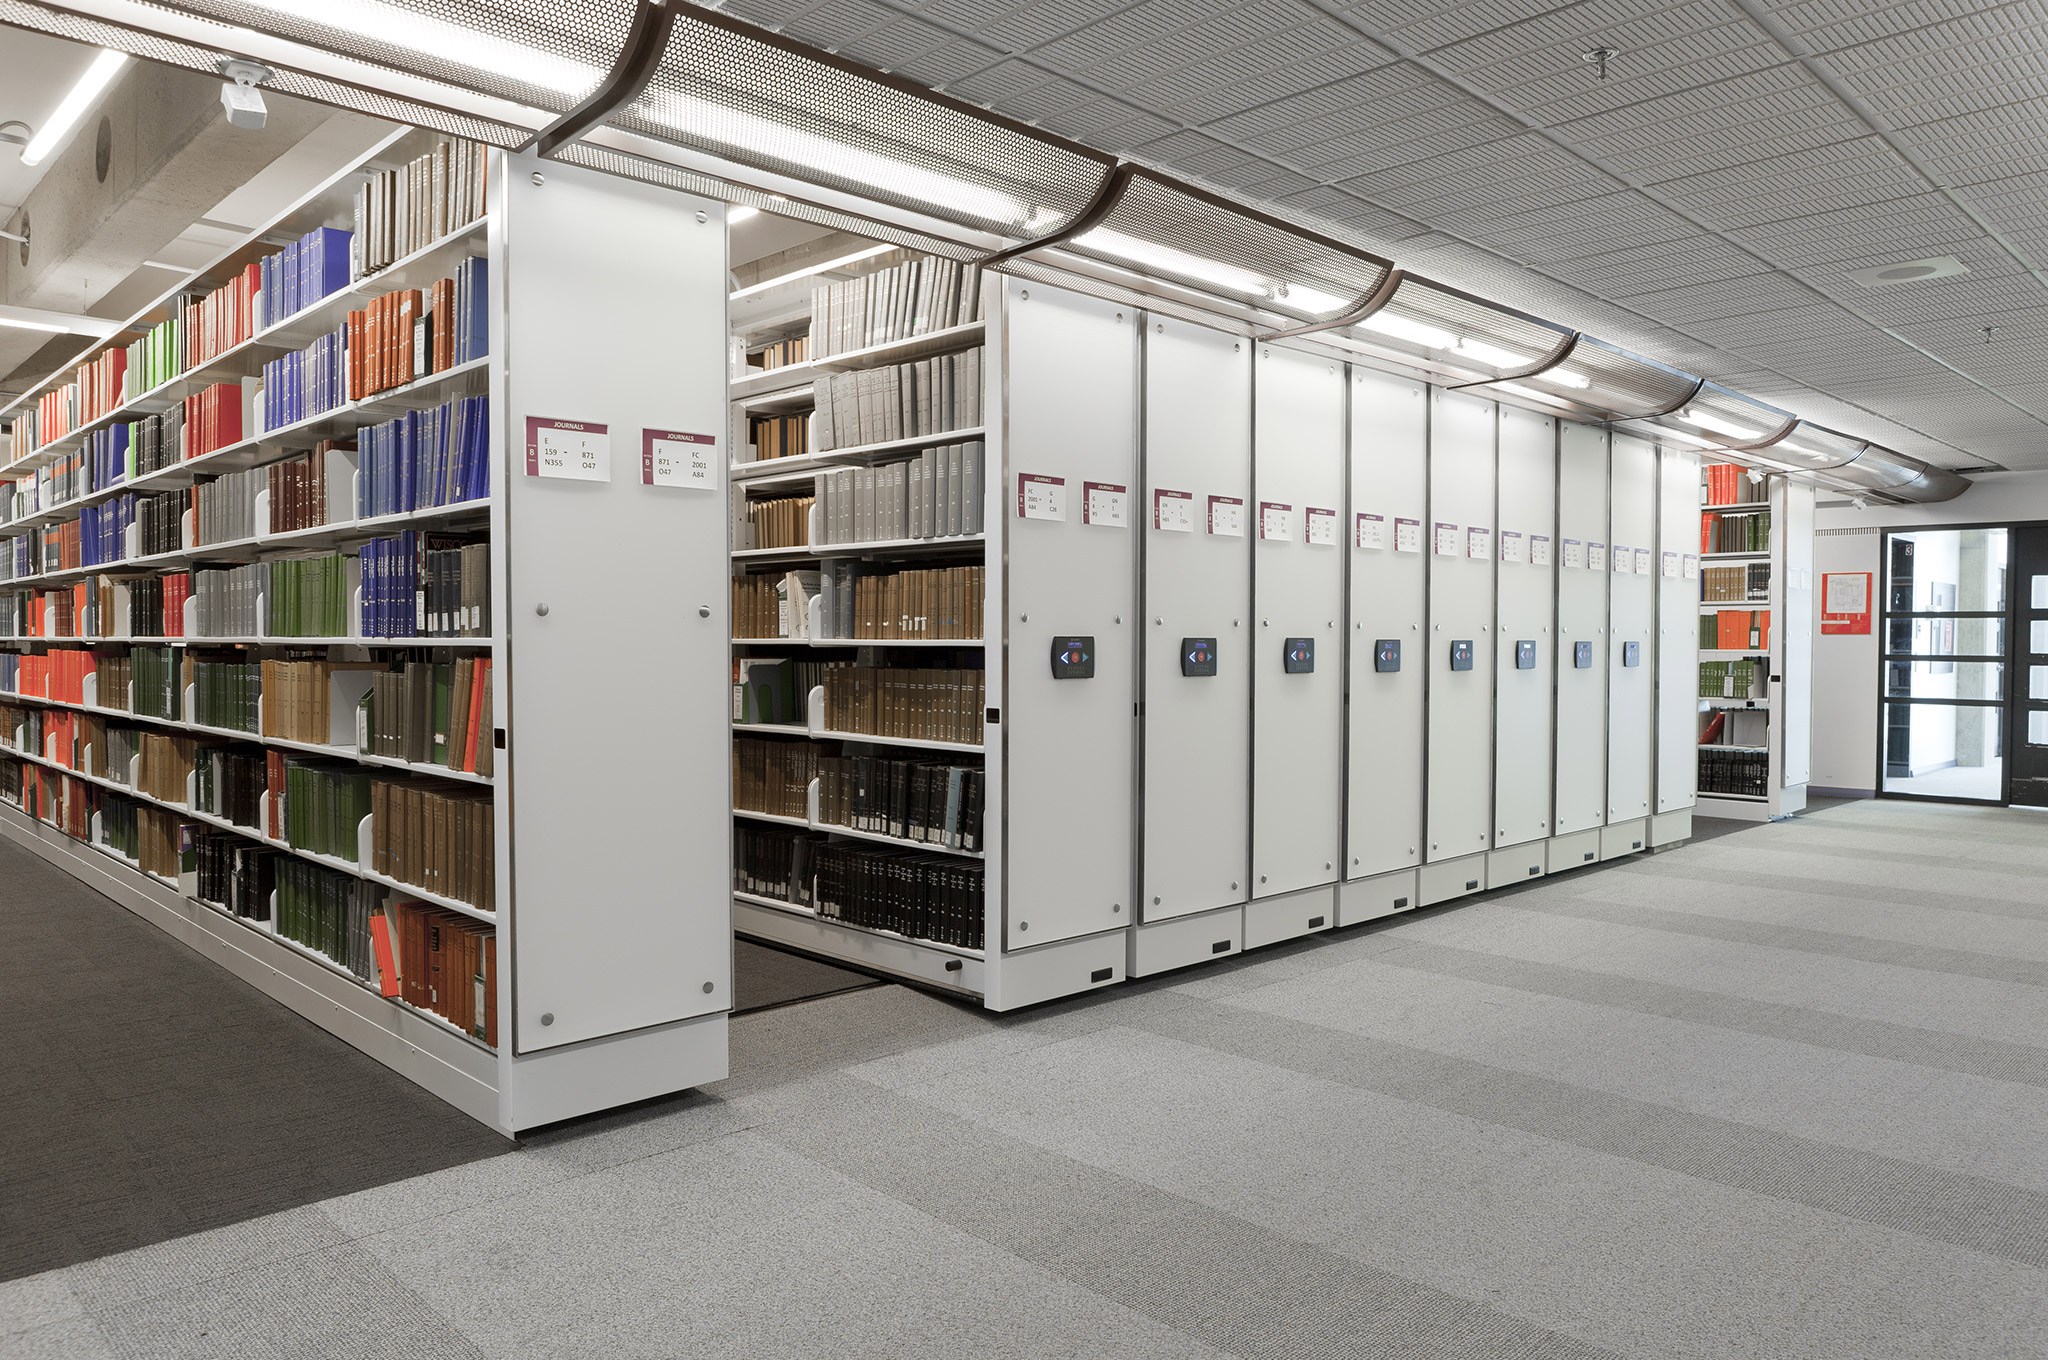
[1879,527,2008,803]
[2013,526,2048,809]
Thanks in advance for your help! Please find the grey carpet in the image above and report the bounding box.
[733,938,879,1013]
[10,798,2048,1358]
[0,834,512,1284]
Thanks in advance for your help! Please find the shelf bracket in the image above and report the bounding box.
[528,0,678,159]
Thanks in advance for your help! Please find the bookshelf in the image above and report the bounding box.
[1695,461,1812,818]
[0,138,732,1133]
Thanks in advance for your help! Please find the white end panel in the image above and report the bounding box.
[1426,389,1497,863]
[500,156,730,1054]
[1493,406,1556,848]
[1656,444,1701,813]
[1607,433,1656,824]
[1003,281,1137,951]
[1781,480,1816,789]
[1347,369,1426,879]
[1251,346,1344,898]
[1142,318,1251,922]
[1554,422,1608,833]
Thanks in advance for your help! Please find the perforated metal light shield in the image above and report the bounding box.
[609,6,1114,242]
[1621,381,1796,451]
[1334,275,1571,384]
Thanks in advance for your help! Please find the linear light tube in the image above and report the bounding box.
[1451,337,1530,369]
[0,316,67,332]
[730,244,893,300]
[1547,367,1591,389]
[1679,407,1766,441]
[1358,311,1456,349]
[728,205,761,224]
[227,0,599,94]
[20,49,128,167]
[1072,228,1350,314]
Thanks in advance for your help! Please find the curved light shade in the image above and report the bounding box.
[1832,442,1953,492]
[1010,168,1391,329]
[609,6,1115,242]
[1478,334,1700,420]
[1321,275,1572,385]
[1759,421,1866,471]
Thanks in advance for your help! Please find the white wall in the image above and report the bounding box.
[1812,529,1879,793]
[1815,470,2048,532]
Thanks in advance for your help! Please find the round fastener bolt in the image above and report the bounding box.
[1019,921,1029,932]
[695,210,707,224]
[1020,289,1030,301]
[530,171,545,186]
[1112,903,1122,913]
[699,605,711,618]
[1153,896,1161,905]
[1231,881,1239,891]
[1260,875,1268,884]
[540,1012,555,1026]
[702,981,714,994]
[535,603,549,617]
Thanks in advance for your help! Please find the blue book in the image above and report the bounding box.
[305,227,351,307]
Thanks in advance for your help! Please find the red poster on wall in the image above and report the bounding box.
[1821,571,1873,635]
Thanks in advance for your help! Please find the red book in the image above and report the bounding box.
[370,911,400,997]
[461,656,486,772]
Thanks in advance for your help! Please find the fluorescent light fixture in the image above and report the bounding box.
[1071,228,1350,314]
[1494,382,1574,407]
[1547,367,1591,389]
[1451,338,1530,369]
[0,316,66,333]
[20,49,128,167]
[1678,407,1766,441]
[229,0,598,94]
[727,205,761,224]
[730,243,892,301]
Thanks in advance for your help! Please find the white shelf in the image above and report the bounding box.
[815,728,984,753]
[1701,501,1770,511]
[1698,697,1768,709]
[1700,649,1769,661]
[3,221,488,475]
[0,741,493,920]
[730,533,985,563]
[732,806,983,858]
[729,364,820,403]
[1701,551,1769,561]
[729,425,986,481]
[732,808,808,828]
[731,722,811,737]
[1699,602,1769,612]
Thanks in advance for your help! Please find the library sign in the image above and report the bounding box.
[1821,571,1873,635]
[525,417,610,482]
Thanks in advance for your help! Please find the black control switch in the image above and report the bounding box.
[1515,639,1536,670]
[1449,638,1474,671]
[1622,640,1641,668]
[1573,640,1593,669]
[1180,637,1217,677]
[1373,638,1401,673]
[1050,636,1095,679]
[1283,637,1315,673]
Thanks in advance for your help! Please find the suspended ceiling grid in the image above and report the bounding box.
[710,0,2048,472]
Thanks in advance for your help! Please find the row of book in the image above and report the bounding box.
[4,571,192,639]
[733,736,817,820]
[1699,659,1762,700]
[748,413,809,462]
[816,754,983,851]
[258,225,352,331]
[196,466,262,546]
[1699,561,1770,603]
[384,899,497,1046]
[833,561,984,640]
[356,394,490,519]
[820,663,985,746]
[744,494,813,551]
[363,533,489,639]
[734,826,989,952]
[732,570,819,640]
[370,777,494,909]
[815,443,984,545]
[282,760,371,861]
[1697,744,1768,797]
[269,443,346,534]
[354,138,488,280]
[1701,509,1770,555]
[1700,608,1772,651]
[1700,463,1757,508]
[808,259,982,358]
[357,657,494,776]
[748,334,810,373]
[811,351,983,452]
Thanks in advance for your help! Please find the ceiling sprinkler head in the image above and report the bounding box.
[1581,47,1620,80]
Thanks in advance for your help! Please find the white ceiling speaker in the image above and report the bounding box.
[1846,256,1970,287]
[218,59,274,131]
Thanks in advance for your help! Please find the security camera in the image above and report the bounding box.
[218,59,271,130]
[1745,468,1764,487]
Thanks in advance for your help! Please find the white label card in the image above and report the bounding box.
[1083,481,1128,528]
[525,417,610,482]
[1562,538,1585,569]
[1208,495,1246,537]
[1467,526,1491,561]
[641,428,717,490]
[1499,530,1525,564]
[1395,517,1422,553]
[1017,473,1066,521]
[1259,501,1295,541]
[1356,512,1385,550]
[1306,506,1338,546]
[1588,541,1608,572]
[1611,544,1630,575]
[1662,550,1681,579]
[1530,534,1552,567]
[1634,546,1653,575]
[1683,553,1699,580]
[1153,488,1194,532]
[1434,521,1461,556]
